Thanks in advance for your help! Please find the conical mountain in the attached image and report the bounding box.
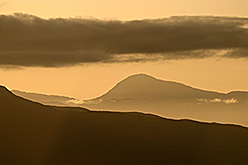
[93,74,222,101]
[84,74,248,126]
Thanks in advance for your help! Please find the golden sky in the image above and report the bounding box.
[1,0,248,19]
[1,58,247,99]
[0,0,248,99]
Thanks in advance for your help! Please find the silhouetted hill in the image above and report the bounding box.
[0,86,64,164]
[92,74,224,101]
[84,74,248,126]
[12,90,77,106]
[12,74,248,106]
[1,85,248,164]
[11,74,248,126]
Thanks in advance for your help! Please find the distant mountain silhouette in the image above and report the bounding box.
[93,74,222,100]
[90,74,248,102]
[84,74,248,126]
[1,85,248,164]
[12,90,77,106]
[11,74,248,126]
[13,74,248,105]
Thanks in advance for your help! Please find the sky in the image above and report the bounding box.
[0,0,248,99]
[1,0,248,19]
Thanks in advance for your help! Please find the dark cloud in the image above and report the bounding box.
[0,13,248,67]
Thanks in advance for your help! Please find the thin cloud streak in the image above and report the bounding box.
[0,13,248,67]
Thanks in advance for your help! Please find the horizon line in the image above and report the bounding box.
[5,73,248,100]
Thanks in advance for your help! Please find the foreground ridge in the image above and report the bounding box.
[1,85,248,164]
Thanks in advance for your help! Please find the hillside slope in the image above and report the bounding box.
[92,74,223,101]
[1,85,248,164]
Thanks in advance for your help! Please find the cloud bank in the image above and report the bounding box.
[0,13,248,67]
[197,98,238,104]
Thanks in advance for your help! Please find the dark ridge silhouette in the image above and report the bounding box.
[0,86,63,164]
[1,85,248,164]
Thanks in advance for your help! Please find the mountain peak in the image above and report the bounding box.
[94,73,209,100]
[128,73,156,78]
[122,73,158,82]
